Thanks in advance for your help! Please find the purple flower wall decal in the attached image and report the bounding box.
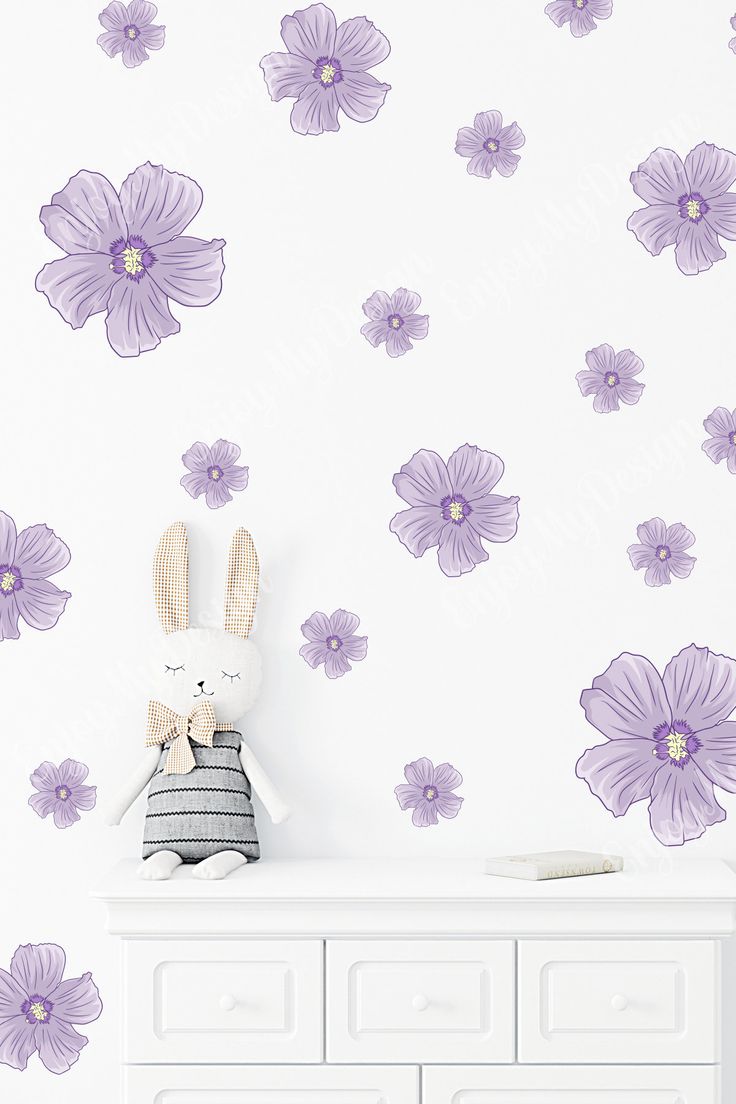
[35,162,225,357]
[299,610,367,678]
[545,0,612,37]
[455,110,525,179]
[0,943,102,1074]
[627,143,736,275]
[627,518,696,587]
[576,645,736,846]
[260,3,391,135]
[0,512,71,643]
[97,1,165,67]
[730,15,736,53]
[576,344,645,413]
[702,407,736,474]
[361,289,429,357]
[181,440,249,508]
[390,444,520,578]
[28,761,97,829]
[395,758,464,827]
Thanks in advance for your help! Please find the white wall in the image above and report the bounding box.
[2,1,736,1098]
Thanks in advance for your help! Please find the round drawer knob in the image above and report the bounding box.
[412,993,430,1012]
[610,993,629,1012]
[219,993,237,1012]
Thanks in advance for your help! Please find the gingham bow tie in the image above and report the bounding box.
[145,700,233,775]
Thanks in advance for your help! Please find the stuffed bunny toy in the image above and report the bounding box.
[107,522,290,880]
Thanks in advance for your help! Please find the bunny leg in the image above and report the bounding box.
[193,850,248,880]
[137,850,184,880]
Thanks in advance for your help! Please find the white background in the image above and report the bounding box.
[2,0,736,1098]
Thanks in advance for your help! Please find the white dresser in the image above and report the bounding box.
[93,857,736,1103]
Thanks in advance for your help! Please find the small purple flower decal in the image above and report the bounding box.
[28,761,97,829]
[730,15,736,53]
[0,943,102,1073]
[577,645,736,846]
[36,162,225,358]
[390,444,520,578]
[702,406,736,474]
[0,512,71,644]
[180,440,249,509]
[395,758,464,827]
[455,110,525,179]
[361,289,429,357]
[576,344,645,413]
[627,519,696,587]
[260,3,391,136]
[299,610,367,678]
[627,143,736,275]
[545,0,612,37]
[97,1,165,67]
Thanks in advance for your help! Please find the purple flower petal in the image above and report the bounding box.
[35,254,116,330]
[467,151,495,178]
[0,511,17,563]
[334,15,390,70]
[301,611,333,641]
[468,494,519,543]
[627,204,681,257]
[324,647,351,678]
[648,763,725,846]
[674,218,726,275]
[637,517,667,547]
[204,477,232,509]
[0,968,28,1019]
[627,543,652,570]
[435,792,463,819]
[437,521,488,577]
[69,784,97,812]
[98,1,128,30]
[290,81,341,135]
[614,349,644,378]
[40,170,128,255]
[180,471,209,499]
[545,0,573,27]
[394,783,422,810]
[97,30,125,58]
[498,122,525,151]
[30,761,61,791]
[727,449,736,474]
[393,449,451,507]
[362,290,392,320]
[150,236,225,307]
[576,739,663,817]
[50,972,102,1025]
[662,644,736,734]
[0,598,20,641]
[592,384,621,413]
[668,553,696,580]
[334,70,390,122]
[644,558,672,587]
[11,944,65,997]
[580,652,671,741]
[29,791,59,819]
[121,36,150,67]
[105,273,180,357]
[0,1014,37,1072]
[697,721,736,793]
[705,192,736,239]
[432,762,463,790]
[127,0,158,27]
[281,3,337,60]
[412,800,439,827]
[57,759,89,788]
[389,506,446,558]
[455,127,483,157]
[341,634,368,661]
[15,524,71,579]
[53,800,81,829]
[402,314,429,340]
[299,641,329,668]
[390,288,421,315]
[182,441,214,471]
[665,522,695,552]
[585,343,615,375]
[576,369,601,397]
[221,464,249,491]
[703,436,732,464]
[704,406,736,436]
[630,147,689,205]
[570,6,597,35]
[473,110,503,138]
[386,325,412,357]
[14,580,70,632]
[260,51,313,100]
[404,758,435,788]
[119,163,202,248]
[360,319,388,347]
[447,444,504,500]
[616,378,645,405]
[493,149,521,177]
[684,141,736,198]
[588,0,613,13]
[138,22,165,49]
[328,609,359,637]
[37,1017,88,1075]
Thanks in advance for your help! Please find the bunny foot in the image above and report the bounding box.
[138,851,183,880]
[194,851,248,880]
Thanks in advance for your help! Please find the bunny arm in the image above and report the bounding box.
[106,747,161,826]
[238,741,291,824]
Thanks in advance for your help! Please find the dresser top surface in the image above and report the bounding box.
[93,857,736,902]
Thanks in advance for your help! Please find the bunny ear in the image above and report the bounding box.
[224,528,259,638]
[153,522,189,634]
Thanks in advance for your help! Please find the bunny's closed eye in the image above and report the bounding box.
[222,671,240,682]
[165,665,185,676]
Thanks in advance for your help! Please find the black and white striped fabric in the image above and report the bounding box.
[142,731,260,863]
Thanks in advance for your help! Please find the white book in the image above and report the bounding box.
[483,850,624,881]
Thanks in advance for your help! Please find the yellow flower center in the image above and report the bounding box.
[29,1002,49,1023]
[448,501,465,521]
[127,26,138,39]
[606,373,617,387]
[212,469,220,479]
[686,198,701,220]
[390,317,401,329]
[1,570,16,592]
[122,246,144,276]
[487,140,498,152]
[320,63,336,85]
[575,0,585,7]
[653,730,689,762]
[58,786,69,800]
[658,547,668,561]
[425,787,437,799]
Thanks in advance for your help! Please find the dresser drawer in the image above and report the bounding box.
[517,940,718,1063]
[326,939,515,1063]
[423,1064,718,1103]
[124,939,323,1062]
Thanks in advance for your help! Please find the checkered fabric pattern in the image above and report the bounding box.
[154,521,189,634]
[224,527,259,639]
[145,699,234,775]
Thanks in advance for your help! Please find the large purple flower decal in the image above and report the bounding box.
[395,758,464,827]
[260,4,391,136]
[97,2,165,67]
[702,406,736,474]
[627,143,736,275]
[545,0,612,37]
[576,645,736,846]
[0,512,71,643]
[36,162,225,358]
[361,289,429,357]
[576,344,644,413]
[390,445,520,578]
[0,943,102,1074]
[181,440,249,509]
[299,610,367,678]
[29,761,97,829]
[455,110,525,179]
[627,518,696,587]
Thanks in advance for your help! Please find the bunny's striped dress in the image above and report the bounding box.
[142,731,261,862]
